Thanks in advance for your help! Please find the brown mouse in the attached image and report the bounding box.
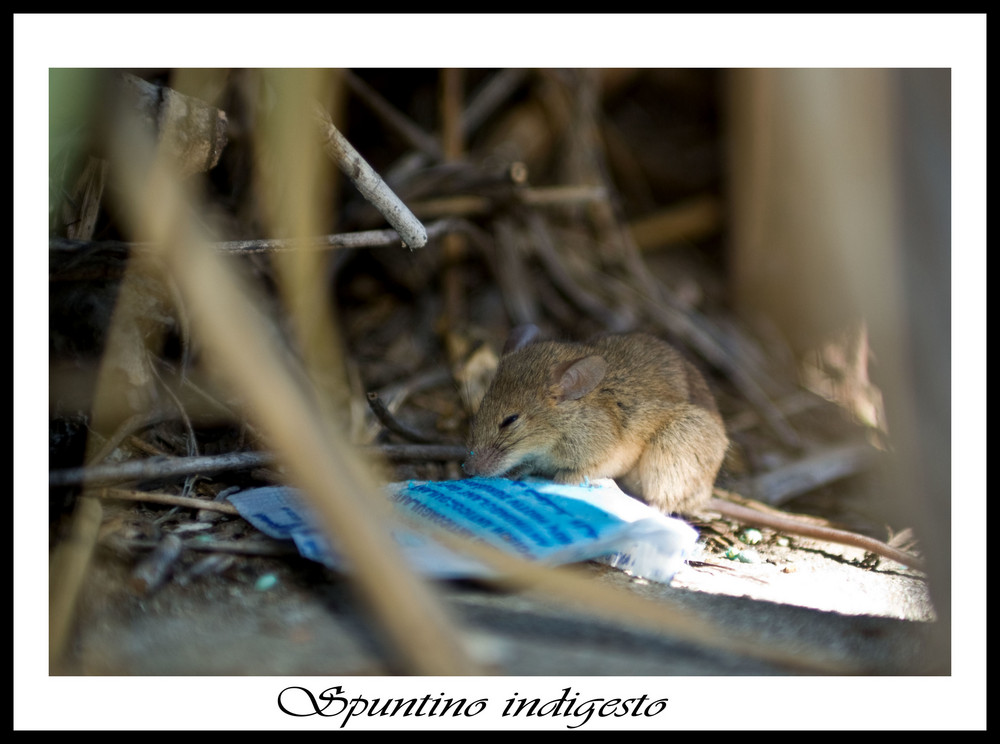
[463,325,923,570]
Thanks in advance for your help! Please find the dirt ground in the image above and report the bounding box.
[56,472,935,678]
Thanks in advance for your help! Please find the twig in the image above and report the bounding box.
[51,442,469,489]
[372,366,454,407]
[49,450,275,488]
[50,218,476,259]
[147,347,200,499]
[518,184,608,206]
[99,487,240,515]
[525,210,633,330]
[312,101,428,249]
[343,70,443,160]
[380,68,530,189]
[366,392,436,444]
[628,194,723,250]
[462,68,530,138]
[409,186,608,221]
[85,411,165,467]
[168,537,291,557]
[440,68,468,348]
[492,216,538,326]
[105,534,296,558]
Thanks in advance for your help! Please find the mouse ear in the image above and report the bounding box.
[551,355,607,401]
[503,324,540,354]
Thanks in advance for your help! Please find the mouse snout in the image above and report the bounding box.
[462,446,504,477]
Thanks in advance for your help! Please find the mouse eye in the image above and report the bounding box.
[499,414,519,429]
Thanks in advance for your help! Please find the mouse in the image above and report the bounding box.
[463,324,923,570]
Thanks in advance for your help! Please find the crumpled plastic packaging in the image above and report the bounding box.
[228,477,698,583]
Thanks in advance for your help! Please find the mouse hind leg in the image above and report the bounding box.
[618,406,728,515]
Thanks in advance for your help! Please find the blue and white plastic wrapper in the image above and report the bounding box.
[228,477,699,583]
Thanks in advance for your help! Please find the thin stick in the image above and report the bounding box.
[628,194,723,250]
[518,184,608,206]
[85,411,165,467]
[49,450,275,488]
[50,218,474,260]
[50,442,470,488]
[526,210,631,330]
[312,101,428,249]
[440,68,468,348]
[343,70,443,160]
[107,534,295,557]
[492,216,538,326]
[100,487,240,515]
[378,68,530,189]
[366,392,435,444]
[461,68,530,138]
[409,186,608,220]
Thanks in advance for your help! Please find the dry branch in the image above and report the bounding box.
[100,487,240,515]
[441,68,469,344]
[628,194,723,250]
[525,210,633,330]
[461,68,530,138]
[50,218,478,261]
[312,101,428,249]
[379,68,529,189]
[343,70,443,160]
[50,442,470,489]
[493,216,539,326]
[49,450,275,488]
[366,391,436,444]
[106,534,295,558]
